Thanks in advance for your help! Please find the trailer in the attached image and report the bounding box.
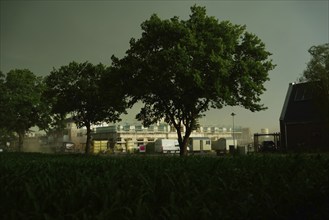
[188,137,212,152]
[212,138,237,154]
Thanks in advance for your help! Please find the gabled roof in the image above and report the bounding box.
[280,82,324,123]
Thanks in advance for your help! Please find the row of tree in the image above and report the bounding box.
[0,63,127,153]
[1,6,326,155]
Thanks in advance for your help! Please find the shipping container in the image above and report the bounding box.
[188,137,212,152]
[93,140,108,153]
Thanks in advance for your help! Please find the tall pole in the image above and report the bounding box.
[231,113,236,146]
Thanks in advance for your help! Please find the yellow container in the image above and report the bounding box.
[93,141,108,153]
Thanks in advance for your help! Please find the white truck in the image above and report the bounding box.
[154,139,180,154]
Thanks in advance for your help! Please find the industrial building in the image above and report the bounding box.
[54,120,252,153]
[91,123,251,153]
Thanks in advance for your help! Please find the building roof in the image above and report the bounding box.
[280,82,325,123]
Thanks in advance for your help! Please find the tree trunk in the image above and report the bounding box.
[181,135,190,156]
[17,131,24,152]
[176,125,192,156]
[85,123,92,154]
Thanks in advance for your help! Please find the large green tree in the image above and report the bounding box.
[112,5,275,155]
[0,71,12,148]
[300,43,329,120]
[45,61,127,154]
[0,69,49,151]
[0,71,5,131]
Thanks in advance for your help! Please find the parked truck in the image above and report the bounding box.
[154,139,180,154]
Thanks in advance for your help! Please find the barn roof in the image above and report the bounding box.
[280,82,324,124]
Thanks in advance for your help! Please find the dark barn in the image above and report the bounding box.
[280,82,329,151]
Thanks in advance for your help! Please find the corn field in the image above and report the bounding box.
[1,153,328,219]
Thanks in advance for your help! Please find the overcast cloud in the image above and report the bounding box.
[1,0,328,133]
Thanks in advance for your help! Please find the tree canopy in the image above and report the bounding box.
[45,61,127,154]
[0,71,6,131]
[0,69,49,151]
[300,43,329,121]
[112,5,275,155]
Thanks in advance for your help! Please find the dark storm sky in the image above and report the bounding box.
[1,0,328,132]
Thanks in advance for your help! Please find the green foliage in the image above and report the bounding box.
[0,153,328,219]
[300,43,329,121]
[112,5,275,155]
[0,69,50,150]
[145,142,155,154]
[45,62,127,154]
[0,71,6,131]
[302,43,329,83]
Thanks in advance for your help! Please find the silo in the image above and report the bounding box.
[261,128,269,134]
[260,128,270,142]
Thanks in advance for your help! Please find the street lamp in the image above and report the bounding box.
[231,112,236,146]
